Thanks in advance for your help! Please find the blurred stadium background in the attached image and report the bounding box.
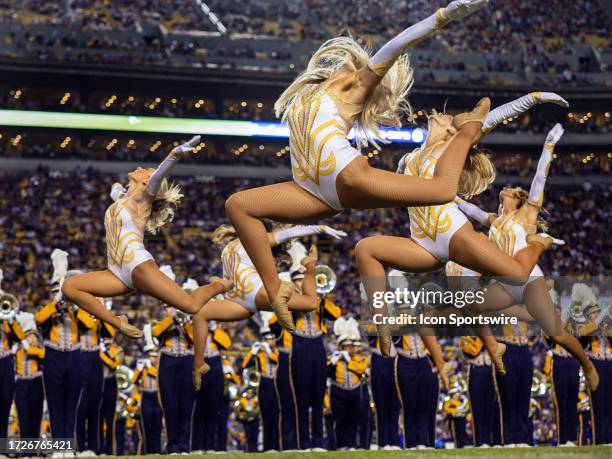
[0,0,610,454]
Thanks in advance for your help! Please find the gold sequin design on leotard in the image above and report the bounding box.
[406,143,453,240]
[104,200,143,267]
[288,92,346,185]
[223,240,257,300]
[489,211,537,256]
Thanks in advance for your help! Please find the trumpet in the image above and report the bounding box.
[315,265,336,294]
[244,367,260,389]
[0,293,19,321]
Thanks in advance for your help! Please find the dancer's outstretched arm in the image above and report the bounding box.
[481,93,568,136]
[366,0,488,80]
[527,123,564,209]
[271,225,346,246]
[455,197,496,227]
[136,135,201,200]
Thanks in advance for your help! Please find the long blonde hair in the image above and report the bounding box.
[146,179,183,234]
[211,225,238,246]
[458,148,497,199]
[274,36,414,149]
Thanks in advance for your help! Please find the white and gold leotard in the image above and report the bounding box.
[489,211,543,301]
[221,239,263,313]
[404,143,468,262]
[287,89,361,210]
[104,198,154,289]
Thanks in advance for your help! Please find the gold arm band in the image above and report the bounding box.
[529,92,542,102]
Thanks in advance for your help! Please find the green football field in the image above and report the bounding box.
[92,446,612,459]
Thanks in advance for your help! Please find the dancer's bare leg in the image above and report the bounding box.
[449,224,546,284]
[338,120,484,209]
[356,236,443,356]
[61,270,131,330]
[132,261,222,314]
[192,299,251,390]
[225,182,336,302]
[255,257,319,313]
[523,279,596,379]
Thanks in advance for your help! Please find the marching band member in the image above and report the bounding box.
[577,374,592,446]
[443,375,469,448]
[545,289,580,447]
[153,266,196,454]
[368,331,400,449]
[328,320,369,450]
[574,284,611,445]
[270,314,298,450]
[394,332,442,449]
[132,325,162,454]
[14,312,45,440]
[289,242,341,450]
[242,324,280,451]
[36,251,81,440]
[99,336,123,454]
[192,320,231,452]
[460,336,501,447]
[75,301,115,453]
[235,388,260,452]
[0,274,24,439]
[219,356,241,451]
[495,320,533,446]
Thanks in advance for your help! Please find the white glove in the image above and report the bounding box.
[534,92,569,108]
[340,350,351,362]
[50,249,69,285]
[145,359,152,368]
[321,226,348,240]
[21,339,30,351]
[250,342,262,355]
[545,123,565,146]
[136,360,146,372]
[100,341,107,353]
[444,0,488,21]
[261,342,272,355]
[172,135,201,157]
[331,351,344,365]
[110,183,127,202]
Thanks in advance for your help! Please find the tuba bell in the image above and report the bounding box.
[315,265,336,294]
[0,293,19,321]
[116,365,134,394]
[245,367,260,389]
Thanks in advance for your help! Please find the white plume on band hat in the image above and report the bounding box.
[143,323,157,353]
[0,268,4,294]
[16,312,37,334]
[182,278,199,291]
[571,283,597,308]
[50,248,69,285]
[333,316,360,345]
[259,311,275,335]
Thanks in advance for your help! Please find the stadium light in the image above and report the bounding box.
[0,109,426,145]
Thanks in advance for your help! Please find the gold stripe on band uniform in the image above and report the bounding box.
[406,150,453,239]
[289,93,343,184]
[223,240,256,300]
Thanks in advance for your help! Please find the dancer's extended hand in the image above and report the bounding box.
[444,0,488,21]
[533,92,569,108]
[171,135,201,158]
[320,226,348,240]
[545,123,565,146]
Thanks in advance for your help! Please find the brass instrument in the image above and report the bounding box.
[116,365,134,394]
[315,265,336,294]
[531,369,548,397]
[0,293,19,321]
[245,367,260,389]
[174,310,191,326]
[233,390,260,422]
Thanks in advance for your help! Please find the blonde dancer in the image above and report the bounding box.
[192,224,346,389]
[62,137,229,337]
[225,0,494,331]
[356,97,568,359]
